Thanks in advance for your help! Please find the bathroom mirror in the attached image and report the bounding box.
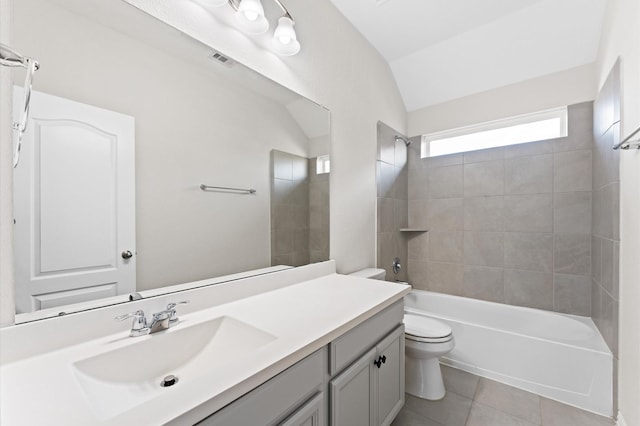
[9,0,330,323]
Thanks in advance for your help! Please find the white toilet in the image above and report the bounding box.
[349,267,455,401]
[403,313,454,400]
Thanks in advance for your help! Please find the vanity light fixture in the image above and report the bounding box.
[235,0,269,34]
[272,16,300,56]
[209,0,301,56]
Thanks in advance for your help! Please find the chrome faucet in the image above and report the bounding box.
[115,301,189,337]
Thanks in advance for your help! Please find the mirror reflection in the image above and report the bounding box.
[11,0,330,322]
[270,150,330,266]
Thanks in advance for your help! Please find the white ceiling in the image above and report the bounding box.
[329,0,608,111]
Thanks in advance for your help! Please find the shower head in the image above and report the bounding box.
[395,135,411,146]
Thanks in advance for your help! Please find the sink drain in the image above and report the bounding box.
[160,375,179,387]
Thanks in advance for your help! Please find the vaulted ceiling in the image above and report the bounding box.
[329,0,608,111]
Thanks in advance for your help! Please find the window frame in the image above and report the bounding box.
[421,106,568,158]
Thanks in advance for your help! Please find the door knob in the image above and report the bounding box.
[121,250,134,259]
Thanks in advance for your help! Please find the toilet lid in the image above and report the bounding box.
[404,314,452,339]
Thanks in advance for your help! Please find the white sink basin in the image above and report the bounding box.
[72,316,276,420]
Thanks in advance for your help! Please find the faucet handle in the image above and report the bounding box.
[115,309,145,321]
[167,301,189,326]
[115,310,149,337]
[166,300,189,310]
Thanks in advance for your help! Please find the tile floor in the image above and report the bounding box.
[392,365,614,426]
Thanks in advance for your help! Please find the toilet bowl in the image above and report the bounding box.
[404,313,454,400]
[348,268,455,400]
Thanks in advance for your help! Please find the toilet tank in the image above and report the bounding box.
[348,268,386,280]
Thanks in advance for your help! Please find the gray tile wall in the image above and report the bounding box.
[592,61,620,365]
[309,158,330,263]
[376,121,410,282]
[270,150,330,267]
[406,102,594,316]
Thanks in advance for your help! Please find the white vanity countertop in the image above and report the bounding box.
[0,272,410,425]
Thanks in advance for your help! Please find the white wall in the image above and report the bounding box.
[0,0,15,326]
[0,0,406,324]
[408,63,596,137]
[596,0,640,424]
[309,135,331,159]
[392,0,606,112]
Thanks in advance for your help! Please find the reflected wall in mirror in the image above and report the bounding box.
[10,0,330,322]
[270,150,330,267]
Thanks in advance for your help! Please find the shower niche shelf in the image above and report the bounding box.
[399,228,428,233]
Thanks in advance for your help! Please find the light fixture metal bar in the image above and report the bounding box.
[271,0,293,19]
[228,0,293,20]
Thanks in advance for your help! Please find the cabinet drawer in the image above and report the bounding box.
[329,300,403,376]
[197,348,325,426]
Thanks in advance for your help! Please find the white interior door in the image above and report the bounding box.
[13,88,135,313]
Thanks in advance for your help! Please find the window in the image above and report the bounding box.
[421,107,568,158]
[316,155,330,174]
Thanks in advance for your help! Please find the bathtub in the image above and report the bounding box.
[404,290,612,417]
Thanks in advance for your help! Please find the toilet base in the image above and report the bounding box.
[405,356,446,400]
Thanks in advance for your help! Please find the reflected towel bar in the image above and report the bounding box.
[613,125,640,150]
[200,184,256,194]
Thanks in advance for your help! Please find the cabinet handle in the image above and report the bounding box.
[373,355,387,368]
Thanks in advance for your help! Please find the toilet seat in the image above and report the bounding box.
[405,334,452,343]
[404,314,452,343]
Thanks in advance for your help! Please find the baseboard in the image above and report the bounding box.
[616,411,627,426]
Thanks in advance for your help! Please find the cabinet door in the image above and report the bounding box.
[330,347,376,426]
[279,392,324,426]
[375,325,405,426]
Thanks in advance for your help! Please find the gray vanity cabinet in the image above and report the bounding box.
[330,325,405,426]
[195,348,325,426]
[193,300,404,426]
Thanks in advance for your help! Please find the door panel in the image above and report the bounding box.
[13,88,135,313]
[376,325,405,426]
[33,283,117,310]
[330,347,376,426]
[39,121,117,272]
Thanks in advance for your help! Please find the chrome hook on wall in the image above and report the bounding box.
[0,43,39,168]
